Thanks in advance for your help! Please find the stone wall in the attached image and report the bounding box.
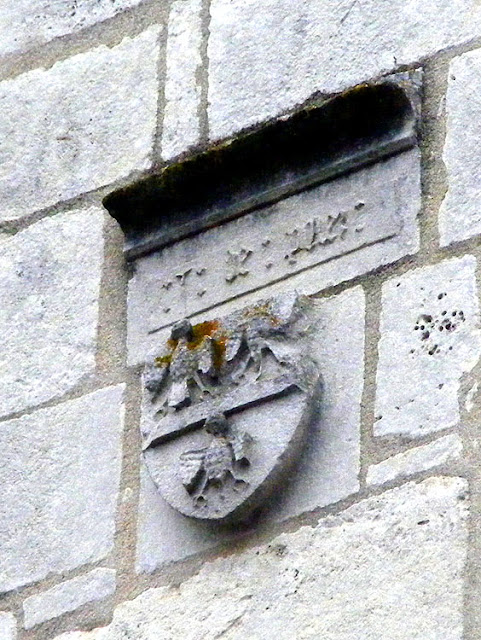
[1,2,481,639]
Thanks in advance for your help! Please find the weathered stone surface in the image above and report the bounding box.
[141,294,322,524]
[208,0,481,139]
[0,613,16,640]
[0,27,160,222]
[128,150,419,365]
[367,434,462,486]
[0,208,103,418]
[466,381,479,413]
[375,256,481,437]
[55,477,468,640]
[0,0,144,57]
[439,49,481,246]
[137,287,363,570]
[161,0,202,160]
[0,385,124,593]
[23,568,116,629]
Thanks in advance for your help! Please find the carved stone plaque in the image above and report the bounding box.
[140,292,321,524]
[127,150,420,363]
[103,74,422,530]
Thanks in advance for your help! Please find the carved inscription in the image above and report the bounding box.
[158,205,365,307]
[145,194,396,335]
[128,152,418,357]
[284,206,363,265]
[158,205,365,306]
[226,248,252,282]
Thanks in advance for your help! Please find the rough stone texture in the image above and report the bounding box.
[137,287,363,571]
[0,27,160,222]
[141,293,322,524]
[208,0,481,140]
[0,613,16,640]
[466,381,479,413]
[0,0,145,58]
[23,568,116,629]
[0,208,103,418]
[375,255,481,437]
[161,0,202,160]
[366,434,462,486]
[55,477,468,640]
[0,385,125,594]
[128,150,419,365]
[439,49,481,246]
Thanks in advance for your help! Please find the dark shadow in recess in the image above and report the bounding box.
[104,79,418,261]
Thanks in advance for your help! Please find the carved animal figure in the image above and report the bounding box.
[145,292,305,411]
[220,291,302,381]
[145,319,216,410]
[166,320,214,409]
[179,414,251,504]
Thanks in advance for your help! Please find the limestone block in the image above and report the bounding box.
[161,0,203,160]
[0,385,125,594]
[23,568,116,629]
[0,27,160,222]
[0,613,16,640]
[0,208,103,418]
[136,287,363,570]
[366,434,462,486]
[54,477,468,640]
[465,381,479,413]
[439,49,481,245]
[208,0,481,140]
[375,255,481,437]
[0,0,144,57]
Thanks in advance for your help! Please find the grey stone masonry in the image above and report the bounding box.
[366,434,462,486]
[0,0,145,58]
[136,287,363,571]
[0,613,16,640]
[54,477,468,640]
[0,26,161,223]
[127,150,419,365]
[375,255,481,437]
[23,568,116,629]
[439,49,481,246]
[0,385,125,594]
[0,207,103,418]
[208,0,481,140]
[161,0,203,160]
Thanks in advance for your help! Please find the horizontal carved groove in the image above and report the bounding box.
[104,75,420,260]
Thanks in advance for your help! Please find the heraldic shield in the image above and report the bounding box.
[141,292,322,525]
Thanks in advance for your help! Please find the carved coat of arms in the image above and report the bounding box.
[141,292,321,524]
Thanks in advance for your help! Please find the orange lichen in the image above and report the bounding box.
[167,337,179,350]
[187,320,220,350]
[155,354,172,367]
[154,319,229,371]
[154,337,179,368]
[242,302,280,326]
[242,302,271,318]
[188,320,228,371]
[212,334,227,371]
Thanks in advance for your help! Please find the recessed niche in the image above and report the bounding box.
[104,72,420,261]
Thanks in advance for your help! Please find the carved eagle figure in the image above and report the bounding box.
[179,414,251,502]
[144,319,216,410]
